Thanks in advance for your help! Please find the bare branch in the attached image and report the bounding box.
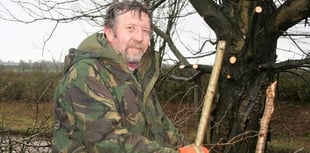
[281,31,309,55]
[186,51,216,59]
[149,0,166,12]
[0,1,106,24]
[153,25,189,64]
[41,22,59,55]
[179,64,213,73]
[170,71,204,82]
[207,130,259,147]
[189,0,231,39]
[273,0,310,32]
[281,32,310,37]
[258,58,310,71]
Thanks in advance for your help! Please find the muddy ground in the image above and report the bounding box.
[270,102,310,136]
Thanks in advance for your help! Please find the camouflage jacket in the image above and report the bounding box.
[52,33,187,153]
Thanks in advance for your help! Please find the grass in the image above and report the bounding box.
[0,101,53,135]
[268,134,310,153]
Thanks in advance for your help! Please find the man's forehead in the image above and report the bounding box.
[118,10,150,23]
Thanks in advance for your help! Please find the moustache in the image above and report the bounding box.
[128,42,145,50]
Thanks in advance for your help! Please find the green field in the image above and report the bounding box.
[0,101,53,135]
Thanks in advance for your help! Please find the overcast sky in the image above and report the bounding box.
[0,16,212,64]
[0,1,308,64]
[0,3,214,64]
[0,19,97,63]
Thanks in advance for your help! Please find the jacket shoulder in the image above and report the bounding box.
[63,48,100,74]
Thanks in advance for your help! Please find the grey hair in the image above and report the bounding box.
[104,1,152,29]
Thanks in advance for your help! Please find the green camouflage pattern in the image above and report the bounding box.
[52,33,187,153]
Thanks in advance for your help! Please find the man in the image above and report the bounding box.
[52,1,209,153]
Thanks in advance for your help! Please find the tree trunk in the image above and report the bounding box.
[189,0,281,152]
[209,38,277,152]
[209,20,278,153]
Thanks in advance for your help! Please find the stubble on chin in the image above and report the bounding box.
[124,48,144,64]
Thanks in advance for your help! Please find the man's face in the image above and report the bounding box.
[104,10,151,64]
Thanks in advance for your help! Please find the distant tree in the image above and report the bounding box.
[19,60,30,72]
[1,0,309,152]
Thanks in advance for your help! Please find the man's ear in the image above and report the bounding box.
[104,27,113,42]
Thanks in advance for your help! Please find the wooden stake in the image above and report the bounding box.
[255,81,277,153]
[195,40,226,147]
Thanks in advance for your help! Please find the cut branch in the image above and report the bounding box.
[255,81,277,153]
[195,40,226,146]
[179,64,213,73]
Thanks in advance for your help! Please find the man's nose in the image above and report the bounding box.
[133,29,143,42]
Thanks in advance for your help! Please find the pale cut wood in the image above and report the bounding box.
[195,40,226,147]
[255,81,277,153]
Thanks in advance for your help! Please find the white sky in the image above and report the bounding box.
[0,1,308,64]
[0,19,98,63]
[0,4,215,64]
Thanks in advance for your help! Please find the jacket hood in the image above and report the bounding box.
[76,32,159,76]
[77,32,124,64]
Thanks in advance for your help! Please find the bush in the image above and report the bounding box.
[1,66,309,104]
[277,70,310,103]
[156,66,209,105]
[0,71,61,102]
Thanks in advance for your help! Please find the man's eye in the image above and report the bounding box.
[143,30,150,34]
[127,26,134,31]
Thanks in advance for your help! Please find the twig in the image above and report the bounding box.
[293,147,304,153]
[255,81,277,153]
[12,139,50,148]
[207,130,259,147]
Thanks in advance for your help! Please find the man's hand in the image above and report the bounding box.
[178,144,209,153]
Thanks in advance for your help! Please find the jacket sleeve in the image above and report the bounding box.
[52,60,181,153]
